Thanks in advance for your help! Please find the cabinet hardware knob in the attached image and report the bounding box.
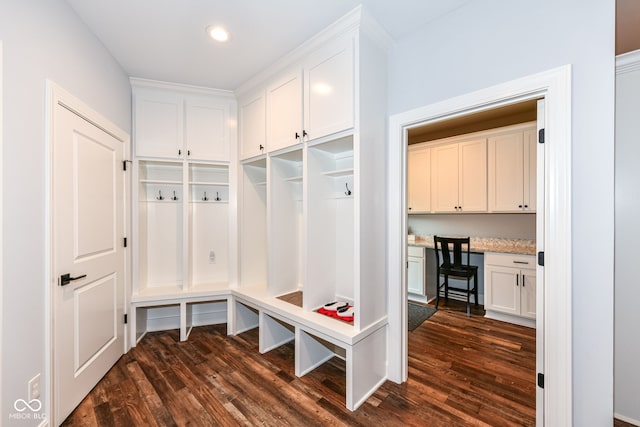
[178,149,182,156]
[516,275,519,286]
[522,274,526,287]
[303,130,308,138]
[524,205,529,208]
[187,150,191,156]
[519,205,523,208]
[259,144,264,151]
[295,132,300,139]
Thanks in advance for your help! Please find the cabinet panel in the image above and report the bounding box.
[239,91,266,160]
[431,144,459,212]
[485,265,520,316]
[185,97,229,161]
[524,129,537,212]
[267,70,303,153]
[304,38,354,140]
[408,257,425,295]
[521,268,536,319]
[135,92,183,159]
[458,139,487,212]
[407,145,431,213]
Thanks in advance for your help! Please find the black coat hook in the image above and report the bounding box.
[202,192,209,201]
[156,190,164,200]
[345,183,352,196]
[215,191,221,201]
[171,190,178,201]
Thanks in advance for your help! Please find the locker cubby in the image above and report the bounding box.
[268,149,304,298]
[135,160,185,297]
[306,137,355,312]
[239,158,267,287]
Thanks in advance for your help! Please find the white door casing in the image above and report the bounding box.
[48,82,129,425]
[388,66,572,426]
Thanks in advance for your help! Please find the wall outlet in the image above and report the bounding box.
[28,373,41,400]
[209,251,216,264]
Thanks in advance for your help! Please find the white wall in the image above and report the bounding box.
[614,52,640,425]
[389,1,615,424]
[0,1,131,425]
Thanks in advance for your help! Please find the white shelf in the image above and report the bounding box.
[255,181,267,186]
[140,179,183,185]
[189,181,229,186]
[139,200,181,203]
[285,176,303,182]
[189,200,228,204]
[322,168,354,178]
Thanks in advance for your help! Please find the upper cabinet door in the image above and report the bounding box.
[267,69,303,153]
[407,145,431,213]
[488,132,524,212]
[185,96,229,162]
[431,143,459,213]
[458,139,487,212]
[134,90,184,159]
[304,36,354,141]
[239,89,266,160]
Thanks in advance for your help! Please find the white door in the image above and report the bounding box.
[407,146,431,213]
[53,104,125,424]
[431,143,459,212]
[134,89,183,159]
[239,90,266,160]
[484,265,520,316]
[488,132,524,212]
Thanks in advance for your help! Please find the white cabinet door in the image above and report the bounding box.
[488,132,524,212]
[458,138,487,212]
[524,129,537,212]
[135,90,183,159]
[407,145,431,213]
[304,37,354,141]
[484,265,520,316]
[267,69,303,153]
[185,96,229,162]
[431,143,459,212]
[521,267,537,319]
[239,90,266,160]
[408,256,425,295]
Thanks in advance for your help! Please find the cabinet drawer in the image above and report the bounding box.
[408,246,425,258]
[485,252,535,268]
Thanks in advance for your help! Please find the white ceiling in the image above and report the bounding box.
[64,0,472,91]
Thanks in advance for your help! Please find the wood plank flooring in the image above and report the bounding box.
[63,302,537,426]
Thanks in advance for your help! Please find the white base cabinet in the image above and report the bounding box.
[408,246,426,299]
[484,252,536,328]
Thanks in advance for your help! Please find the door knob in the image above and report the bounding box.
[59,273,87,286]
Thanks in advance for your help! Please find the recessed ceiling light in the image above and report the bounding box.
[206,26,230,43]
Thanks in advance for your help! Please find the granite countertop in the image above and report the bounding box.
[408,235,536,256]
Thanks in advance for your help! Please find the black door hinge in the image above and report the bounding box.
[538,251,544,266]
[124,314,128,324]
[122,160,132,171]
[537,373,544,388]
[124,237,128,248]
[538,128,545,144]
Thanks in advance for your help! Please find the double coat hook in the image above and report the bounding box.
[345,183,352,196]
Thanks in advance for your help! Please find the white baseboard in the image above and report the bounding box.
[485,310,535,328]
[615,412,640,426]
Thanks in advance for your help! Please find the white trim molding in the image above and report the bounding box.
[616,49,640,75]
[0,39,4,425]
[387,65,572,427]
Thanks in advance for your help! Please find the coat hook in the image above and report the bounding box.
[215,191,221,202]
[202,191,209,201]
[345,183,352,196]
[156,190,164,200]
[171,190,178,201]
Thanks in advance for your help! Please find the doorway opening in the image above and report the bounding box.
[404,99,540,424]
[387,66,573,426]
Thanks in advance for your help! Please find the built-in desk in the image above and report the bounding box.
[408,236,537,328]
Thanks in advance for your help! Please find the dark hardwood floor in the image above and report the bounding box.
[63,302,538,426]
